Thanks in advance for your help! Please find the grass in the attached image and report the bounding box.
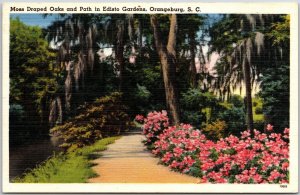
[252,97,264,122]
[253,113,264,122]
[12,136,121,183]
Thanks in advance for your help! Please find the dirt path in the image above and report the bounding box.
[88,131,198,183]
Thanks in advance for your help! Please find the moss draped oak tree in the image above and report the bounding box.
[209,14,289,132]
[150,14,180,125]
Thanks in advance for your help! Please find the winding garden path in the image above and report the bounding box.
[88,131,198,183]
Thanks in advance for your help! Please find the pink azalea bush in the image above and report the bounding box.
[135,110,169,146]
[136,111,289,184]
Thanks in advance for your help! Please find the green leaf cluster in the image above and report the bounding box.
[10,18,59,144]
[50,92,133,151]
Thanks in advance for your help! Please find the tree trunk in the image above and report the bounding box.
[242,55,254,131]
[188,31,197,88]
[116,20,125,92]
[150,14,180,125]
[138,16,143,51]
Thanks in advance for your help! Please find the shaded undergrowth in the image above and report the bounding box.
[12,136,120,183]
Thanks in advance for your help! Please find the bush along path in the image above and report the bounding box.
[88,130,198,183]
[136,111,290,184]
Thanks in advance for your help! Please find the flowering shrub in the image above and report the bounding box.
[137,111,290,184]
[203,120,227,140]
[51,92,132,151]
[135,110,169,146]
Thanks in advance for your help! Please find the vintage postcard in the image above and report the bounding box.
[2,2,298,193]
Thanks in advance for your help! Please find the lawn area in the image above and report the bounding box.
[12,136,120,183]
[253,98,264,122]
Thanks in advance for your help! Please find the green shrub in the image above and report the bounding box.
[203,120,227,140]
[253,101,258,107]
[181,110,206,128]
[181,88,219,128]
[253,121,265,131]
[50,92,132,151]
[255,107,263,115]
[228,95,244,108]
[259,65,289,131]
[217,107,246,136]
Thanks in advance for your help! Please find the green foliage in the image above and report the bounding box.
[181,88,219,128]
[203,120,227,140]
[10,14,290,145]
[50,92,132,150]
[182,89,218,108]
[258,16,290,132]
[12,136,120,183]
[267,15,290,46]
[218,107,246,135]
[10,18,58,144]
[228,95,244,108]
[252,97,264,122]
[136,84,151,100]
[123,59,165,116]
[209,14,289,132]
[255,107,263,115]
[10,18,58,105]
[132,84,152,114]
[209,15,243,54]
[259,64,289,131]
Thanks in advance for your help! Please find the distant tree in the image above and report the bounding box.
[10,18,57,143]
[45,14,100,120]
[259,15,290,131]
[209,14,288,132]
[177,15,205,88]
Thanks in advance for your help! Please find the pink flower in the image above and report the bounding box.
[191,130,201,138]
[201,176,208,183]
[283,128,290,139]
[284,128,289,134]
[268,170,283,182]
[162,152,173,163]
[201,161,215,171]
[173,147,184,157]
[152,148,160,155]
[183,156,195,166]
[281,162,289,171]
[281,179,288,183]
[183,168,190,173]
[253,129,260,136]
[161,110,168,116]
[169,160,180,169]
[147,133,154,138]
[266,124,274,131]
[252,174,263,183]
[241,130,251,139]
[163,122,169,127]
[135,114,144,122]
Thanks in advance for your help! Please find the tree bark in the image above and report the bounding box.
[115,20,125,92]
[150,14,180,125]
[242,54,254,131]
[188,31,197,88]
[138,17,143,50]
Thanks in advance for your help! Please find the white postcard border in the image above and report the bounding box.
[2,2,298,193]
